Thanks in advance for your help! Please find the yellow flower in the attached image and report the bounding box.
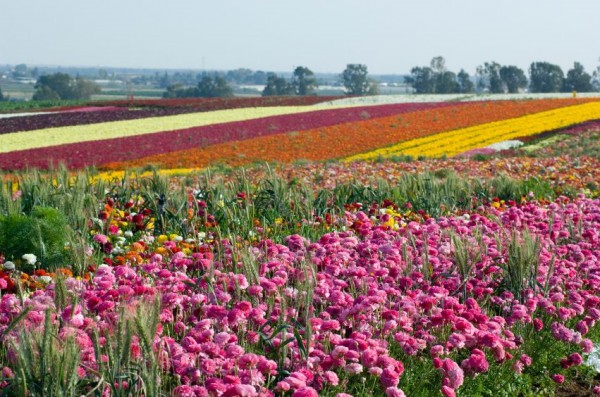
[347,102,600,160]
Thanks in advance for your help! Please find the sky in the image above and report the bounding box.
[2,0,599,75]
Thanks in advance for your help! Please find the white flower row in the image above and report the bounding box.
[316,92,600,107]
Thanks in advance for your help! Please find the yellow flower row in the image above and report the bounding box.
[345,102,600,160]
[0,104,350,154]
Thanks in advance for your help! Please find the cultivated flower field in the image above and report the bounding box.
[1,95,600,396]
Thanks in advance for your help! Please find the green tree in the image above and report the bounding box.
[197,75,233,97]
[593,58,600,91]
[341,64,374,95]
[429,57,458,94]
[405,66,435,93]
[529,62,564,93]
[13,64,29,78]
[0,86,4,101]
[476,62,503,93]
[32,73,100,100]
[162,84,199,98]
[499,65,528,93]
[457,69,474,93]
[435,71,459,93]
[262,74,294,96]
[564,62,593,92]
[291,66,318,96]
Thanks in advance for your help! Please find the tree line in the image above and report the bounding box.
[406,56,598,94]
[2,58,599,102]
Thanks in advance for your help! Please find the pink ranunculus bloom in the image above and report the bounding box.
[569,353,583,366]
[512,360,525,374]
[93,233,108,244]
[519,354,533,366]
[385,387,406,397]
[461,350,489,374]
[580,338,594,353]
[440,359,464,389]
[323,371,339,386]
[292,387,318,397]
[331,345,349,359]
[344,363,363,375]
[227,384,258,397]
[441,386,456,397]
[380,367,401,388]
[552,374,565,384]
[172,385,195,397]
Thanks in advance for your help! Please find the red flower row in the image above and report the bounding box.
[0,102,453,170]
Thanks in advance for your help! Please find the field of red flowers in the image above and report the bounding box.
[1,97,600,396]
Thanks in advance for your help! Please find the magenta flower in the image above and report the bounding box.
[385,387,406,397]
[552,374,565,384]
[380,367,401,388]
[292,387,318,397]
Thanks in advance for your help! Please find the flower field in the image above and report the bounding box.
[0,97,599,170]
[1,96,600,396]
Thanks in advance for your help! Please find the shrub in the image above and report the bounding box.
[0,206,71,271]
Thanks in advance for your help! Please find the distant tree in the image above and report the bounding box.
[13,64,29,78]
[529,62,564,93]
[594,58,600,92]
[405,66,435,94]
[158,73,172,89]
[341,64,372,95]
[476,62,503,93]
[427,56,458,94]
[429,56,444,74]
[435,71,459,94]
[162,84,199,98]
[262,74,294,96]
[291,66,318,96]
[74,77,102,99]
[252,71,268,85]
[197,75,233,97]
[0,86,4,101]
[32,73,100,100]
[226,68,253,84]
[564,62,593,92]
[499,65,528,93]
[163,75,233,98]
[457,69,474,93]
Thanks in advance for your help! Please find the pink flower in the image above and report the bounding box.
[93,233,108,244]
[568,353,583,366]
[345,363,363,375]
[173,385,195,397]
[580,338,594,353]
[331,345,349,359]
[385,387,406,397]
[380,367,401,388]
[441,386,456,397]
[461,350,489,374]
[552,374,565,384]
[292,387,318,397]
[323,371,339,386]
[227,384,257,397]
[519,354,533,367]
[439,359,464,390]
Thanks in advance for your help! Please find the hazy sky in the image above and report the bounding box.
[2,0,599,75]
